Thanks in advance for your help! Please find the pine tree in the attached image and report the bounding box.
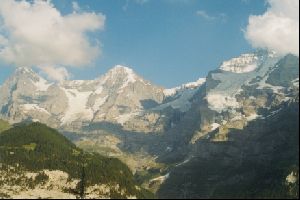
[79,165,86,199]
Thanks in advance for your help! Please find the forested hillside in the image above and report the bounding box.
[0,119,9,133]
[0,122,153,199]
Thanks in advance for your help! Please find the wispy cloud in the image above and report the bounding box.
[165,0,196,4]
[241,0,250,4]
[134,0,149,4]
[122,0,195,11]
[196,10,216,21]
[39,66,71,82]
[196,10,227,22]
[123,0,149,11]
[72,1,80,12]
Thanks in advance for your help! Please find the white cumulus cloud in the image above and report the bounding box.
[245,0,299,56]
[0,0,105,81]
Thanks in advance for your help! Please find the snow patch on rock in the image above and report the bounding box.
[183,78,206,88]
[163,78,206,97]
[61,88,93,124]
[246,113,259,121]
[157,88,198,112]
[220,53,258,73]
[206,93,240,113]
[22,104,50,115]
[286,171,298,184]
[32,78,51,92]
[211,123,220,131]
[118,66,137,90]
[163,87,180,97]
[150,173,170,185]
[92,95,108,111]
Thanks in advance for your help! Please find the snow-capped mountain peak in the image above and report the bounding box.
[13,67,52,91]
[220,53,259,73]
[102,65,137,83]
[6,67,51,92]
[111,65,134,73]
[98,65,155,94]
[15,66,34,74]
[107,65,136,78]
[14,67,39,79]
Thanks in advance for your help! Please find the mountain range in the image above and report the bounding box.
[0,50,299,198]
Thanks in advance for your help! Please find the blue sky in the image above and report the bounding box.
[0,0,268,88]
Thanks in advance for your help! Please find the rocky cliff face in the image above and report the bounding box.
[193,52,298,142]
[157,100,299,199]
